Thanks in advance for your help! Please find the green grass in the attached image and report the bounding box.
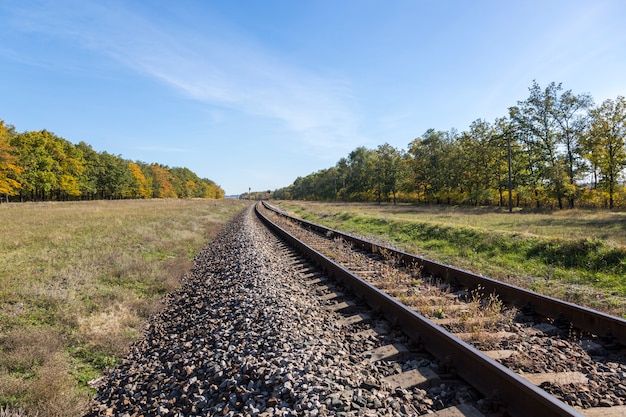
[276,201,626,317]
[0,198,248,416]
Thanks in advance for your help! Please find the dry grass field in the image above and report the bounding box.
[0,199,248,417]
[274,201,626,317]
[2,198,623,415]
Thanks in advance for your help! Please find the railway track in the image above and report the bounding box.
[85,204,625,417]
[267,240,483,416]
[87,206,485,416]
[256,202,626,417]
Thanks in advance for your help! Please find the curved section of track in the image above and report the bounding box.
[255,202,588,417]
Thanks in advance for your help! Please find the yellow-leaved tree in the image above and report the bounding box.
[0,120,22,201]
[149,164,178,198]
[128,162,153,198]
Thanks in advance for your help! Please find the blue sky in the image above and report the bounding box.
[1,1,625,195]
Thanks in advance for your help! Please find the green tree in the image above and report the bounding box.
[582,96,626,209]
[492,117,526,208]
[514,82,562,207]
[375,143,402,204]
[272,185,292,200]
[457,120,500,206]
[552,89,594,208]
[317,167,341,200]
[10,130,60,201]
[9,130,88,201]
[96,152,133,199]
[512,81,590,209]
[344,147,377,201]
[55,136,86,199]
[406,129,460,204]
[334,157,350,200]
[291,175,314,200]
[75,141,100,199]
[169,167,207,198]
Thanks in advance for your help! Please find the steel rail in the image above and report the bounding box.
[261,202,626,346]
[255,202,585,417]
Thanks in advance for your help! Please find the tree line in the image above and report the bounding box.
[0,120,224,202]
[274,81,626,209]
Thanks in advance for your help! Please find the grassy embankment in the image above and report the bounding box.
[274,201,626,318]
[0,199,249,417]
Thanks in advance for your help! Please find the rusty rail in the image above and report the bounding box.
[255,202,586,417]
[261,201,625,347]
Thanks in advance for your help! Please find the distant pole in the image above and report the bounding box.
[377,167,381,205]
[507,131,513,213]
[249,187,251,201]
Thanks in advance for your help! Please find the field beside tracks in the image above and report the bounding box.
[2,198,624,415]
[274,201,626,318]
[0,199,248,416]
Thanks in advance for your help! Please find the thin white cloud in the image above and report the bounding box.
[4,0,362,154]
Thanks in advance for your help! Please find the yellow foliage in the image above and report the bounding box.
[150,164,178,198]
[0,120,22,197]
[58,174,81,197]
[128,162,152,198]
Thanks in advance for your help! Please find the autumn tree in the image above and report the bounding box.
[0,120,21,201]
[149,164,178,198]
[128,162,152,198]
[10,130,59,201]
[169,167,223,198]
[0,118,223,202]
[55,136,86,199]
[201,178,224,199]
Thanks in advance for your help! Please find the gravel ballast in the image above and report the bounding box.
[85,206,472,416]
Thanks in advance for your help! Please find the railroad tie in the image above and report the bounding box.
[363,343,409,362]
[300,271,323,281]
[319,291,344,301]
[576,405,626,417]
[355,324,389,339]
[326,300,356,312]
[453,331,517,342]
[520,371,588,386]
[431,403,486,417]
[306,276,327,285]
[383,367,442,389]
[337,313,370,327]
[482,350,516,360]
